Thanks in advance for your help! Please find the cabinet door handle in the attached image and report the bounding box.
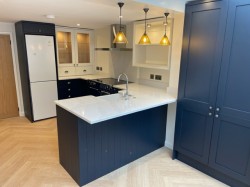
[215,114,219,118]
[68,89,71,91]
[83,69,87,72]
[208,112,212,116]
[65,71,68,73]
[67,82,71,84]
[68,95,71,98]
[216,108,220,112]
[209,106,213,110]
[101,91,111,95]
[89,87,99,91]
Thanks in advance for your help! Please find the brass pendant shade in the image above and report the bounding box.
[160,13,171,46]
[160,34,171,45]
[113,2,128,44]
[113,31,128,43]
[139,32,151,44]
[139,8,151,45]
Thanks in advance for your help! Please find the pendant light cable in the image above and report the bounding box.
[144,9,147,34]
[144,8,149,34]
[164,13,167,34]
[119,2,123,31]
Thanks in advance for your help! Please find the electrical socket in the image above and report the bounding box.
[155,75,162,80]
[96,66,100,70]
[150,74,154,79]
[100,67,102,71]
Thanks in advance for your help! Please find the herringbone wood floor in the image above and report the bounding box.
[0,117,228,187]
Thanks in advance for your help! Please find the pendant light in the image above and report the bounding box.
[113,2,128,44]
[160,13,171,45]
[139,8,151,45]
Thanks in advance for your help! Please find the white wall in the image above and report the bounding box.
[138,68,170,89]
[94,27,111,75]
[165,12,184,149]
[109,52,138,82]
[0,22,24,116]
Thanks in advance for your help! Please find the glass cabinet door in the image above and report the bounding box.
[56,31,73,65]
[76,32,91,65]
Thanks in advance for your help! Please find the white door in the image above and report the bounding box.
[25,35,57,82]
[30,81,58,121]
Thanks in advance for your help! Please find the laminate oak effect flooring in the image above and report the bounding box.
[0,117,228,187]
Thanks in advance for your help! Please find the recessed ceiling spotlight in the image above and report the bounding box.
[45,15,55,19]
[77,23,80,26]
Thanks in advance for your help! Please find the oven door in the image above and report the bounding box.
[100,90,111,96]
[89,87,101,96]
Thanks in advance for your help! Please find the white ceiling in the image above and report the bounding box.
[136,0,189,12]
[0,0,189,29]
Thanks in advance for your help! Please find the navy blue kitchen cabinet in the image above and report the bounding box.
[56,105,167,186]
[58,79,89,99]
[174,0,228,164]
[174,0,250,187]
[209,0,250,185]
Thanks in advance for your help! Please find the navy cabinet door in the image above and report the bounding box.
[74,79,90,97]
[209,0,250,185]
[174,0,228,164]
[57,80,74,99]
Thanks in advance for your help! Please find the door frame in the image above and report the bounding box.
[0,32,23,117]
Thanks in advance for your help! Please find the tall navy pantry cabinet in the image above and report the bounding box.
[174,0,250,187]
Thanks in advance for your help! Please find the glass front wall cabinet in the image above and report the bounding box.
[56,31,73,65]
[56,28,93,67]
[77,33,90,64]
[56,28,94,77]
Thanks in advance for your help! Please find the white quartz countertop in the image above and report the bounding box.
[58,74,110,80]
[55,83,176,124]
[55,83,177,124]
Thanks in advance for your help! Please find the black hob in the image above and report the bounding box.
[93,78,127,86]
[87,78,128,96]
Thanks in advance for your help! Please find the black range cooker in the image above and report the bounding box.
[87,78,127,96]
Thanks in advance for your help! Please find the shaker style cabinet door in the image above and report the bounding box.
[174,0,228,164]
[209,0,250,185]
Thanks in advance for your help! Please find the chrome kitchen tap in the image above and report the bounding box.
[118,73,129,99]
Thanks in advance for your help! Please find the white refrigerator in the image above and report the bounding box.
[25,35,58,121]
